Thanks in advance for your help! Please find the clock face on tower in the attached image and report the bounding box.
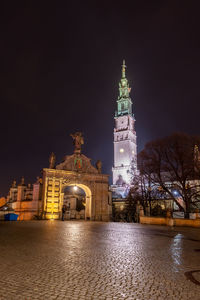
[119,117,127,127]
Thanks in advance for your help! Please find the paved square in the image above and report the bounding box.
[0,221,200,299]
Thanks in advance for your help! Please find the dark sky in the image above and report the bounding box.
[1,1,200,195]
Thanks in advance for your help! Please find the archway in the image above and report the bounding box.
[42,166,110,221]
[61,183,92,220]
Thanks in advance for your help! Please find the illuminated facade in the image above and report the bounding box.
[112,61,137,194]
[8,177,43,220]
[42,152,111,221]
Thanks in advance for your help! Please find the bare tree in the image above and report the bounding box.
[129,172,164,216]
[138,133,200,217]
[124,187,138,222]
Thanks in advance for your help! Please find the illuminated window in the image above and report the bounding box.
[120,148,124,153]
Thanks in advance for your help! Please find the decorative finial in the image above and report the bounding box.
[21,176,25,185]
[122,59,126,79]
[12,180,17,188]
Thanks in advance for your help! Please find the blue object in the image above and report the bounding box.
[4,213,19,221]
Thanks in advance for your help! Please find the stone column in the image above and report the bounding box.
[17,185,26,202]
[33,182,42,215]
[14,184,26,220]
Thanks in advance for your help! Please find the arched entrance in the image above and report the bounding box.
[42,167,111,221]
[42,138,111,221]
[61,183,92,220]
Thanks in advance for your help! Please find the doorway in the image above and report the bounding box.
[63,185,86,220]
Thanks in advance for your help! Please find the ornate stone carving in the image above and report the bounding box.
[56,154,98,174]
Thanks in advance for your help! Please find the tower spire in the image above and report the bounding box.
[117,60,132,116]
[122,59,126,79]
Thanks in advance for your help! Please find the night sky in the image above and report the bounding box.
[1,1,200,195]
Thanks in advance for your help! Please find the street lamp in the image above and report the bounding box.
[173,190,178,196]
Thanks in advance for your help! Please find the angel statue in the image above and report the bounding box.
[49,152,56,169]
[96,160,102,174]
[71,132,84,154]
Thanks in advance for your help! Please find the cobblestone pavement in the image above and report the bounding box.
[0,221,200,300]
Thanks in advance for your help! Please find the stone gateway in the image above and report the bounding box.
[42,134,111,221]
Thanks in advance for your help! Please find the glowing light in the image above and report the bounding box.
[132,150,134,154]
[50,214,55,221]
[120,148,124,153]
[74,185,78,191]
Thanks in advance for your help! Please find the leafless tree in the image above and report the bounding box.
[138,132,200,217]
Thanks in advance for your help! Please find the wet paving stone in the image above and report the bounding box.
[0,221,200,299]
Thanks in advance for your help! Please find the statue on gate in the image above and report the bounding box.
[96,160,102,174]
[71,132,84,154]
[49,152,56,169]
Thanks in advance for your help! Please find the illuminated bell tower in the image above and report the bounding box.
[112,60,137,187]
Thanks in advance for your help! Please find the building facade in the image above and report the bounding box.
[112,60,137,197]
[42,149,111,221]
[7,177,43,220]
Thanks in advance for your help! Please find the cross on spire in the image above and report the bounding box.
[122,59,126,78]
